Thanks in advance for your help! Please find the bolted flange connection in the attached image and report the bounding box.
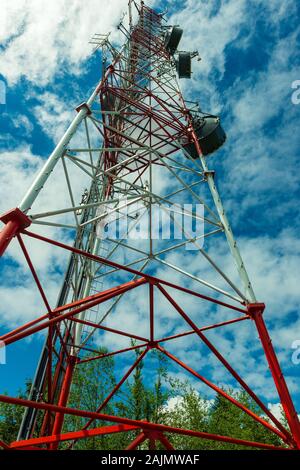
[0,208,32,257]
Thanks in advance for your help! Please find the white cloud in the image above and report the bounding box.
[171,0,246,76]
[0,0,129,85]
[164,393,214,412]
[0,147,42,213]
[268,402,285,423]
[32,92,74,143]
[0,277,62,327]
[167,0,297,110]
[231,29,300,132]
[241,231,300,318]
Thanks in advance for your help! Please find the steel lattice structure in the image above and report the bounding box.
[0,1,299,451]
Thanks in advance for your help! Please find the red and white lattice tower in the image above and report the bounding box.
[0,1,299,450]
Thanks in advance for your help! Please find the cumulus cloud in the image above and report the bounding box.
[0,147,43,212]
[32,91,75,143]
[0,0,131,85]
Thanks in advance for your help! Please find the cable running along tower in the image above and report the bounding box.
[0,1,299,450]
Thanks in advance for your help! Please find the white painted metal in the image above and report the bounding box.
[18,60,120,213]
[199,155,256,303]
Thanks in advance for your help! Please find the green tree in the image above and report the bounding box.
[123,347,170,423]
[165,387,285,450]
[163,385,213,450]
[0,353,289,450]
[62,347,124,450]
[208,390,283,449]
[63,347,172,449]
[0,381,31,446]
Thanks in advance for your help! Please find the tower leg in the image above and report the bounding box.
[0,220,19,257]
[0,208,31,257]
[126,432,147,450]
[157,433,175,450]
[248,303,300,448]
[50,356,76,450]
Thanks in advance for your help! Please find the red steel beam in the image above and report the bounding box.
[39,327,72,437]
[157,344,289,444]
[248,303,300,448]
[156,315,250,344]
[0,208,31,257]
[22,229,247,313]
[0,439,10,450]
[0,277,146,342]
[2,278,147,345]
[0,313,49,342]
[149,282,154,342]
[81,348,148,431]
[77,343,149,365]
[11,424,139,449]
[126,432,147,450]
[0,395,288,450]
[142,430,175,450]
[17,234,52,314]
[50,356,77,449]
[156,284,293,443]
[70,316,148,343]
[157,433,175,450]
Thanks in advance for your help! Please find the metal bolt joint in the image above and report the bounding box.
[247,302,266,319]
[75,102,92,115]
[0,207,32,230]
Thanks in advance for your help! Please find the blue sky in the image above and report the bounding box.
[0,0,300,424]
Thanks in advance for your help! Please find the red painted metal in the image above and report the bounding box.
[157,433,175,450]
[0,439,10,450]
[157,345,289,443]
[126,432,147,450]
[0,263,295,448]
[50,356,77,449]
[69,317,149,342]
[0,208,31,256]
[77,343,149,365]
[17,234,52,314]
[156,316,250,344]
[157,284,292,441]
[81,348,148,431]
[0,227,297,448]
[248,303,300,448]
[22,229,248,314]
[149,282,154,342]
[0,395,288,450]
[11,424,139,449]
[1,278,147,345]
